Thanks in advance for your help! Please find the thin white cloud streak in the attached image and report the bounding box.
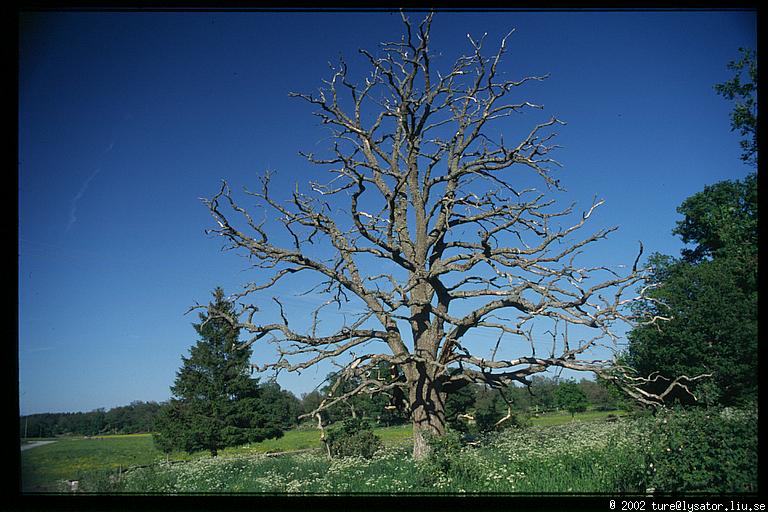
[64,140,115,232]
[66,167,102,232]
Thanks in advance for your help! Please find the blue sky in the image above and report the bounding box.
[18,9,756,415]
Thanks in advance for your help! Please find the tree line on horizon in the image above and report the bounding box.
[19,369,621,441]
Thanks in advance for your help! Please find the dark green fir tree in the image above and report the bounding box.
[154,287,284,456]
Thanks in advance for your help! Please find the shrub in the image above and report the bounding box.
[416,428,487,490]
[423,428,463,472]
[645,405,758,493]
[324,417,383,459]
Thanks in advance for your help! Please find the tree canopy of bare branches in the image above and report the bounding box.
[199,12,706,459]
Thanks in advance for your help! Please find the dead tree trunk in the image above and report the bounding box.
[199,11,711,461]
[406,362,447,459]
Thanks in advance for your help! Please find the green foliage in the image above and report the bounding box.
[445,376,620,434]
[21,401,164,438]
[579,378,620,411]
[473,391,505,432]
[299,390,323,418]
[714,48,757,167]
[673,173,757,264]
[473,388,529,432]
[154,287,285,456]
[34,409,757,494]
[444,381,477,432]
[324,417,383,458]
[258,381,304,430]
[554,380,589,418]
[317,364,409,427]
[418,428,478,488]
[628,254,757,405]
[645,405,758,493]
[528,375,559,412]
[305,370,623,438]
[628,174,757,406]
[425,428,463,465]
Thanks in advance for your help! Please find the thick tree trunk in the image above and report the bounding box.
[408,366,447,460]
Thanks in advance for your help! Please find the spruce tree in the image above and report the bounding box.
[154,287,283,456]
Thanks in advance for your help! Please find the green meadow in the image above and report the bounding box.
[39,416,648,494]
[20,410,620,492]
[20,407,757,494]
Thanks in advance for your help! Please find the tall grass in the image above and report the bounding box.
[21,426,412,492]
[22,410,617,492]
[78,418,648,494]
[35,408,758,494]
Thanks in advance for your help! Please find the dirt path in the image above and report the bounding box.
[21,440,56,451]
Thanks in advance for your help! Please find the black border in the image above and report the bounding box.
[12,4,762,512]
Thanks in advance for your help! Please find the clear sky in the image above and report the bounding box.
[18,9,756,415]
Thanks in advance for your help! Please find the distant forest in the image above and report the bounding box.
[21,400,164,438]
[20,376,621,439]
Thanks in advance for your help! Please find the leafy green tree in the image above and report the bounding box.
[154,287,284,456]
[554,380,588,419]
[257,381,303,430]
[299,390,324,420]
[319,371,376,423]
[627,255,757,405]
[508,385,534,412]
[528,375,558,412]
[319,363,409,427]
[626,49,757,407]
[714,48,757,167]
[473,388,507,431]
[627,175,757,406]
[673,173,757,264]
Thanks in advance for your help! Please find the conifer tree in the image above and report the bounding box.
[154,287,283,456]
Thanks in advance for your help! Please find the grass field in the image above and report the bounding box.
[79,417,651,493]
[20,434,167,492]
[20,407,757,494]
[19,409,620,492]
[20,425,415,492]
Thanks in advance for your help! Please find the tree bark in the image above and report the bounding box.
[408,363,446,460]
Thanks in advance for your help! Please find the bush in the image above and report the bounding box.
[645,405,758,493]
[416,428,488,490]
[423,428,463,472]
[324,417,383,458]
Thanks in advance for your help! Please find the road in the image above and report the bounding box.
[21,440,56,451]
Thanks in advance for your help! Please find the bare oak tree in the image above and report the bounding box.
[199,13,706,459]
